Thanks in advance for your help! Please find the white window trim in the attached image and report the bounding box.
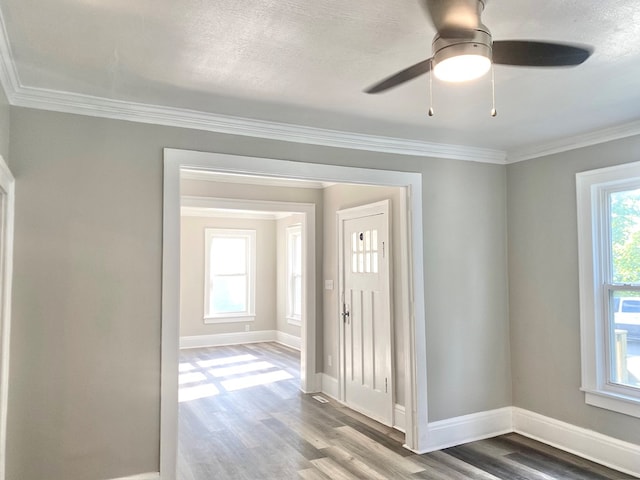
[203,228,256,323]
[576,161,640,418]
[286,224,302,326]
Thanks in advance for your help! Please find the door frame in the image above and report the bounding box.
[0,155,14,480]
[337,199,393,425]
[162,148,428,478]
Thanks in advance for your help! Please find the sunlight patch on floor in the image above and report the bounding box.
[179,383,220,402]
[197,354,257,368]
[209,361,275,377]
[221,370,293,392]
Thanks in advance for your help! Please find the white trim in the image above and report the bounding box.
[320,373,340,401]
[576,162,640,418]
[394,404,406,433]
[0,155,13,480]
[109,473,160,480]
[181,206,290,220]
[286,317,301,327]
[163,149,427,473]
[203,315,255,325]
[508,120,640,163]
[180,330,278,349]
[275,331,301,351]
[181,169,333,189]
[4,84,505,163]
[513,408,640,478]
[422,407,513,454]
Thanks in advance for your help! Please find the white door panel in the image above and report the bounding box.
[339,202,392,426]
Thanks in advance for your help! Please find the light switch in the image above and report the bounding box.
[324,279,334,290]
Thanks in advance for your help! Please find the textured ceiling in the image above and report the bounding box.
[1,0,640,155]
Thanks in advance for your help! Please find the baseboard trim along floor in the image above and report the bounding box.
[318,376,639,477]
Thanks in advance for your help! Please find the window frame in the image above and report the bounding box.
[577,161,640,418]
[286,224,302,326]
[203,228,256,324]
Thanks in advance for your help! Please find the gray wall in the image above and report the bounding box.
[507,135,640,445]
[180,216,277,337]
[423,160,511,420]
[8,106,510,480]
[0,87,9,161]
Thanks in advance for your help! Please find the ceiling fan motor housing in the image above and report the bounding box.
[432,28,493,70]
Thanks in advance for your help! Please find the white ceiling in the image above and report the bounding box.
[1,0,640,161]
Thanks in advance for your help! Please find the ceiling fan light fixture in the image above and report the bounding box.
[432,30,493,83]
[433,53,491,82]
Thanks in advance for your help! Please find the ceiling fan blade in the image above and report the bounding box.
[420,0,480,38]
[492,40,593,67]
[365,59,432,94]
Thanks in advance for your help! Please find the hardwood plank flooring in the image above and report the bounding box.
[178,343,637,480]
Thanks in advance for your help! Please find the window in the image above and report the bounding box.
[577,161,640,417]
[351,229,380,274]
[286,225,302,325]
[204,229,256,323]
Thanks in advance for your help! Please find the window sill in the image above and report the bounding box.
[204,315,255,325]
[582,388,640,418]
[287,316,301,327]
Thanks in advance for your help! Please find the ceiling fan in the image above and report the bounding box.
[365,0,593,94]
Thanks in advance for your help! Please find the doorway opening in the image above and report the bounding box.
[162,149,428,477]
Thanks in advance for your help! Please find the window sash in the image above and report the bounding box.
[286,225,302,321]
[577,162,640,418]
[204,229,256,319]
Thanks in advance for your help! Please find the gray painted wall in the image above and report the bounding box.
[8,106,510,479]
[507,135,640,445]
[180,216,277,337]
[0,87,9,161]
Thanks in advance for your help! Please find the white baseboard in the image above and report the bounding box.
[394,404,406,433]
[424,407,513,453]
[513,407,640,478]
[320,373,339,400]
[110,473,160,480]
[180,330,302,349]
[275,330,301,350]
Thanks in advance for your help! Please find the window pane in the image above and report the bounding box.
[211,237,246,274]
[609,290,640,389]
[610,188,640,284]
[211,275,247,313]
[293,275,302,317]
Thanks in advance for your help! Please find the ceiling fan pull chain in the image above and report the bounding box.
[428,62,435,117]
[490,64,497,117]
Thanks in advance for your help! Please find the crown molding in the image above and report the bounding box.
[6,84,506,164]
[506,120,640,164]
[0,7,506,165]
[1,4,637,166]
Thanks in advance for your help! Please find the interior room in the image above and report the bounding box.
[0,0,639,479]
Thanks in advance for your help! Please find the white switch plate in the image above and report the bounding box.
[325,279,334,290]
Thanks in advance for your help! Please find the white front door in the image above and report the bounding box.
[338,200,393,426]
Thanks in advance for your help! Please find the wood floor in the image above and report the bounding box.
[177,343,636,480]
